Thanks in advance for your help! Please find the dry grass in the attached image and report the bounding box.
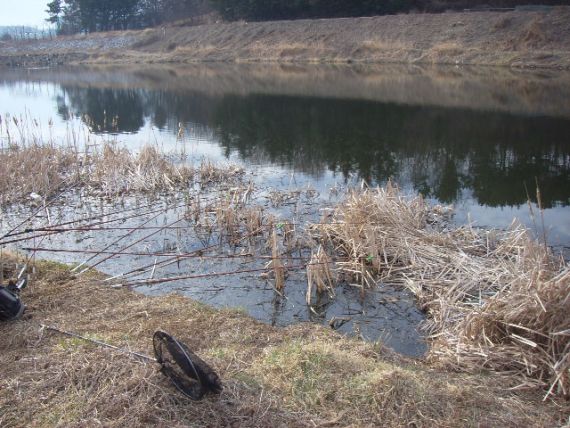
[0,139,250,204]
[86,143,194,196]
[199,159,244,186]
[431,42,464,57]
[310,182,569,399]
[0,142,80,205]
[3,8,570,68]
[0,256,565,427]
[520,19,549,49]
[130,30,162,49]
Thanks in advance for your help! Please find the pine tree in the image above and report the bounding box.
[45,0,62,29]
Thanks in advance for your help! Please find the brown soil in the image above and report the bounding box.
[0,256,568,427]
[1,7,570,69]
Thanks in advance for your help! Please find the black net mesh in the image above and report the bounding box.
[153,331,222,400]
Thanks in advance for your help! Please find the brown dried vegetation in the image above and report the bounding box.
[310,183,569,399]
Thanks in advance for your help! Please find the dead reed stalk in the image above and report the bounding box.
[306,245,336,305]
[270,229,285,293]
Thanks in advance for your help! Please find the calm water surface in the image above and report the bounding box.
[1,64,569,355]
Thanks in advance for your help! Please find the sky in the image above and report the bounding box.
[0,0,51,28]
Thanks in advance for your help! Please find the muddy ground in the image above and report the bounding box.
[1,7,570,68]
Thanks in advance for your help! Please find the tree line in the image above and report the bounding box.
[211,0,567,20]
[46,0,211,34]
[46,0,568,34]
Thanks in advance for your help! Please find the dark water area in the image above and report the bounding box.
[1,63,569,356]
[3,65,570,208]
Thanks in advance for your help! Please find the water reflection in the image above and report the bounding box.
[61,87,145,133]
[1,64,569,213]
[49,81,570,210]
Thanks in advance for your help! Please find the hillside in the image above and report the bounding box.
[1,7,570,68]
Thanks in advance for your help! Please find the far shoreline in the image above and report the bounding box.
[1,7,570,69]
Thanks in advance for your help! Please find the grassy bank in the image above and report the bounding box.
[1,8,570,68]
[0,255,567,427]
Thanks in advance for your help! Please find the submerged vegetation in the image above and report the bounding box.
[0,116,569,425]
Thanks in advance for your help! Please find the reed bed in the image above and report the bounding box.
[310,182,569,398]
[0,144,76,205]
[0,141,252,205]
[86,143,194,196]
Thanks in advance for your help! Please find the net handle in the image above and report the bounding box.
[42,324,155,362]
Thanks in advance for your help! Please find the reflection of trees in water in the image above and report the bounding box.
[211,94,570,208]
[59,87,146,133]
[57,86,570,207]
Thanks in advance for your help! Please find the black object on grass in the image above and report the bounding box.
[43,325,222,400]
[153,331,223,400]
[0,266,28,321]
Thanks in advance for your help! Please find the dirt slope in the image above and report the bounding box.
[1,7,570,68]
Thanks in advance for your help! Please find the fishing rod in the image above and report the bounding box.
[115,262,316,288]
[11,225,198,233]
[77,216,187,275]
[0,201,174,242]
[22,219,325,282]
[20,221,261,283]
[22,217,312,271]
[75,206,292,280]
[0,179,73,241]
[0,216,377,246]
[100,221,281,282]
[23,247,313,261]
[72,209,183,274]
[102,244,219,283]
[1,184,281,242]
[0,205,177,246]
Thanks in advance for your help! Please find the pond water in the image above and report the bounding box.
[1,63,569,356]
